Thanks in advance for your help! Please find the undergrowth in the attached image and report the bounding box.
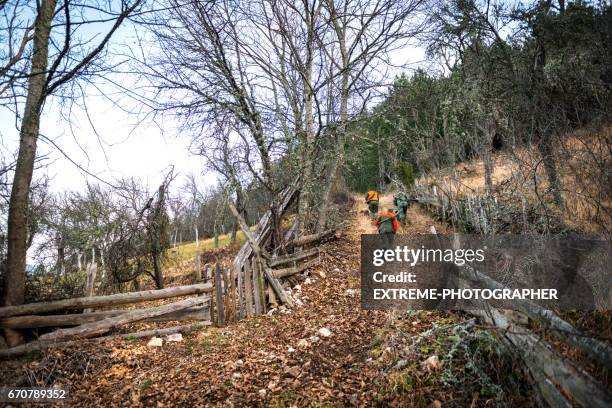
[375,313,536,407]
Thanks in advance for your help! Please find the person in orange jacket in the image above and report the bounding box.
[375,208,398,248]
[365,190,380,221]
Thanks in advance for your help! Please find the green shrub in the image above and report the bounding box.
[25,270,87,302]
[395,162,415,188]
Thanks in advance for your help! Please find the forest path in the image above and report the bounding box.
[355,192,448,235]
[36,195,447,407]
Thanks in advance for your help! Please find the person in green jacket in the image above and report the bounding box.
[375,209,399,248]
[393,192,410,225]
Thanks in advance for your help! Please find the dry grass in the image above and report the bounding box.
[418,126,612,233]
[159,229,252,281]
[167,231,249,261]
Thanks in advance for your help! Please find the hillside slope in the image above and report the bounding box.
[2,198,534,406]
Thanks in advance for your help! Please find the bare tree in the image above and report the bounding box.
[424,0,514,194]
[316,0,428,231]
[530,0,564,206]
[137,0,428,243]
[2,0,144,347]
[137,0,305,247]
[0,0,34,100]
[198,116,252,242]
[148,173,172,289]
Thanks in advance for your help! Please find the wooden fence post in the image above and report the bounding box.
[214,263,225,327]
[252,257,262,315]
[264,267,291,307]
[223,265,232,322]
[244,261,254,317]
[256,258,267,313]
[268,285,278,308]
[203,263,211,282]
[229,266,237,322]
[195,254,202,281]
[235,264,244,320]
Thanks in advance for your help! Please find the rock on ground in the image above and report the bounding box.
[318,327,332,337]
[423,355,442,371]
[147,337,163,347]
[167,333,183,342]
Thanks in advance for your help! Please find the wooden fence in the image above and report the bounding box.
[211,184,338,325]
[414,184,510,233]
[0,283,213,358]
[415,183,611,408]
[0,184,338,358]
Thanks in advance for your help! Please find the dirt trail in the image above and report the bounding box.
[3,195,449,407]
[356,193,447,235]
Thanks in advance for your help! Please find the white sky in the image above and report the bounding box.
[0,89,214,194]
[0,22,427,196]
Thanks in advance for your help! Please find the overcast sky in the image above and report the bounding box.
[0,77,213,194]
[0,17,427,196]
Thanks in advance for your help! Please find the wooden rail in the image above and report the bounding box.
[0,306,210,329]
[0,282,214,358]
[0,283,212,318]
[0,324,207,359]
[39,296,209,341]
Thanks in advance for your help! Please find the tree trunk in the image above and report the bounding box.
[482,111,497,195]
[482,122,494,196]
[231,221,238,244]
[3,0,57,347]
[318,0,350,233]
[538,136,564,206]
[83,260,97,313]
[531,3,563,207]
[214,224,219,248]
[317,64,350,233]
[99,246,106,280]
[55,233,64,274]
[378,129,386,193]
[150,183,167,289]
[85,261,97,293]
[152,250,163,289]
[483,151,494,195]
[295,5,322,237]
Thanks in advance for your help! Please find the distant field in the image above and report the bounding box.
[168,233,246,260]
[166,227,257,261]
